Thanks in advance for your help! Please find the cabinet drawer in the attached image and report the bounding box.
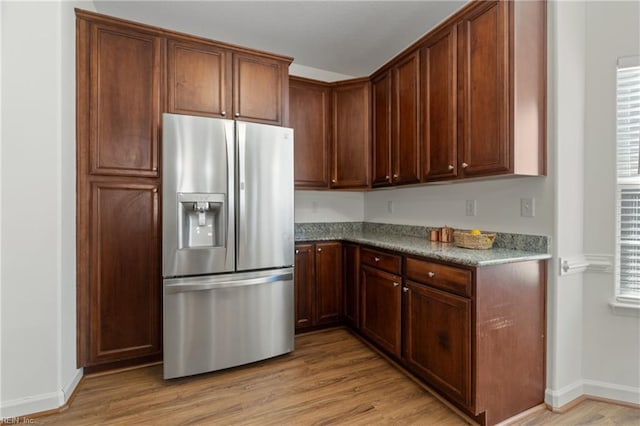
[405,257,472,297]
[361,248,402,274]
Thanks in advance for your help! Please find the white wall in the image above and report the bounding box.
[295,191,365,223]
[545,0,587,407]
[0,1,91,417]
[582,0,640,402]
[289,63,354,82]
[364,178,552,235]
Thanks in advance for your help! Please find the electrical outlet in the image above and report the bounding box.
[465,200,477,216]
[521,198,535,217]
[387,200,394,214]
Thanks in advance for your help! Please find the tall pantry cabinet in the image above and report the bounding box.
[76,10,291,371]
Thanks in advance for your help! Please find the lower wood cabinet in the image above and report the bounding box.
[403,280,471,407]
[343,243,360,328]
[294,242,343,331]
[360,265,402,357]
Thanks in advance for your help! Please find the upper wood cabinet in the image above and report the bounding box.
[457,1,509,177]
[167,39,230,118]
[289,77,331,188]
[89,23,161,177]
[456,0,546,178]
[233,53,288,125]
[332,79,371,189]
[372,71,392,186]
[167,39,289,125]
[420,25,458,181]
[392,52,420,185]
[372,52,420,187]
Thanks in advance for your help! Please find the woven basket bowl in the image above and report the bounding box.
[453,231,496,250]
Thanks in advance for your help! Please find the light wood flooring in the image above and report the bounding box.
[35,329,639,425]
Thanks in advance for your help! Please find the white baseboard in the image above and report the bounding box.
[545,380,585,408]
[0,391,63,419]
[62,368,83,401]
[0,369,83,419]
[546,379,640,409]
[583,379,640,405]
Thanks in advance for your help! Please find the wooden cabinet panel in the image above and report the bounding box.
[167,39,230,118]
[421,25,458,181]
[458,1,510,177]
[332,80,371,188]
[289,78,331,188]
[89,182,160,363]
[403,280,471,407]
[360,265,402,357]
[392,52,420,184]
[315,242,343,325]
[90,25,160,177]
[360,247,401,275]
[372,71,392,187]
[343,243,360,329]
[294,243,315,330]
[405,257,472,297]
[233,53,285,125]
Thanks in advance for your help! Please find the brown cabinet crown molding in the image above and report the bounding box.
[75,8,293,64]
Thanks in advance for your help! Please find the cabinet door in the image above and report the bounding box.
[332,81,371,188]
[403,281,471,407]
[315,242,343,325]
[421,25,458,181]
[294,243,315,330]
[89,24,160,177]
[392,51,420,185]
[233,53,286,125]
[167,39,231,118]
[289,78,331,188]
[360,265,402,357]
[89,182,161,364]
[343,243,361,329]
[458,0,510,177]
[371,71,392,187]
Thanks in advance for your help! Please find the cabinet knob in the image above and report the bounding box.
[221,111,226,116]
[331,179,336,183]
[317,248,322,252]
[393,282,399,287]
[403,287,408,293]
[428,271,435,278]
[393,174,399,180]
[385,175,390,180]
[374,257,380,262]
[462,162,469,169]
[448,164,454,170]
[234,112,240,118]
[295,249,299,254]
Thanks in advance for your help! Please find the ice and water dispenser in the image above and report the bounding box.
[177,193,225,249]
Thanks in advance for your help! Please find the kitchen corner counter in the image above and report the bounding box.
[294,222,551,267]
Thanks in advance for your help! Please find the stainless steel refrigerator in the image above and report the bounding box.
[162,113,294,379]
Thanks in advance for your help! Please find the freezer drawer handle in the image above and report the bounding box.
[165,272,293,294]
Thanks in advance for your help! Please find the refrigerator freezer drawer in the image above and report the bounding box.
[163,268,294,379]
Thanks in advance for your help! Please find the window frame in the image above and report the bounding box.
[614,55,640,305]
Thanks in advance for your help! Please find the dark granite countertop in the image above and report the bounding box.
[294,222,551,267]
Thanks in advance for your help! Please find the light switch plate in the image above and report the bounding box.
[521,197,535,217]
[465,200,477,216]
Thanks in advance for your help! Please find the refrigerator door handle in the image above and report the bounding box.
[225,120,235,256]
[236,122,246,260]
[165,271,293,294]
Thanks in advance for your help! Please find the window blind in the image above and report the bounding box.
[616,57,640,300]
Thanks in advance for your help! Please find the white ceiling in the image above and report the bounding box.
[92,1,466,76]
